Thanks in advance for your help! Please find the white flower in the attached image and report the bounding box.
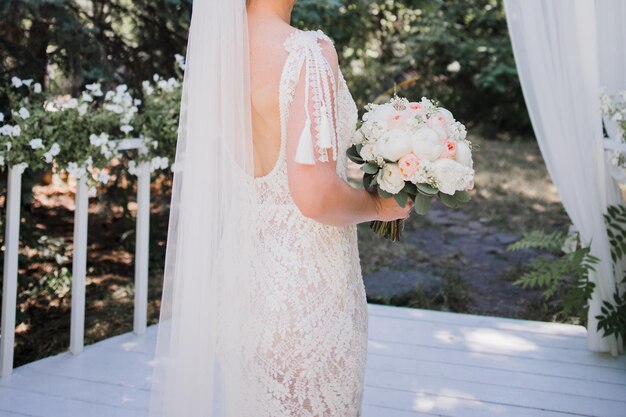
[29,138,44,149]
[446,61,461,73]
[0,125,13,136]
[455,140,473,168]
[150,156,169,171]
[153,74,160,82]
[22,79,33,87]
[116,84,128,94]
[377,163,405,194]
[0,113,4,123]
[78,103,88,116]
[411,128,443,161]
[33,83,42,94]
[11,125,21,137]
[0,155,4,166]
[82,91,94,102]
[127,160,139,176]
[142,81,154,96]
[431,158,474,195]
[88,186,97,198]
[66,98,79,109]
[90,133,109,147]
[85,83,103,96]
[360,120,387,141]
[11,77,22,88]
[170,162,182,172]
[44,143,60,163]
[18,107,30,119]
[98,171,110,184]
[376,130,412,162]
[66,161,87,178]
[359,143,377,161]
[121,125,134,135]
[175,54,186,71]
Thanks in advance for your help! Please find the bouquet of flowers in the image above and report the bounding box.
[347,95,475,241]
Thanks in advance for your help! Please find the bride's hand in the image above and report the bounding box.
[370,193,414,222]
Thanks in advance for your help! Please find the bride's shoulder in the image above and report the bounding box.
[284,28,336,55]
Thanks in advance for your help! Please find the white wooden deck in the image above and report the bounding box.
[0,304,624,417]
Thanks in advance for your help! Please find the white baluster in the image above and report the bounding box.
[70,175,89,355]
[134,146,151,335]
[0,166,24,377]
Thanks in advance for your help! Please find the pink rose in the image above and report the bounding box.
[408,102,422,111]
[398,153,420,180]
[440,139,458,159]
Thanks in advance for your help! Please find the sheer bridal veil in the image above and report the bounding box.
[148,1,257,416]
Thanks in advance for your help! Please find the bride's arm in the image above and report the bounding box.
[286,40,411,227]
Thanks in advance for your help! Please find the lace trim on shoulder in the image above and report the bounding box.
[282,29,338,164]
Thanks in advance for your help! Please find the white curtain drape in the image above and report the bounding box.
[504,0,624,356]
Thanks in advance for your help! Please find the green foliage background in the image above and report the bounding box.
[1,0,530,136]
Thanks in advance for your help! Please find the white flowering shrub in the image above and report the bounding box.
[0,55,185,186]
[601,91,626,183]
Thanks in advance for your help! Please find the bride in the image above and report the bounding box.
[148,1,412,416]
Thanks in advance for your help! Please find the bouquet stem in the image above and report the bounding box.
[369,219,405,242]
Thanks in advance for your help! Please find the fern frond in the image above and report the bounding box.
[507,230,566,252]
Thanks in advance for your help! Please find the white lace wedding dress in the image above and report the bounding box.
[243,29,368,417]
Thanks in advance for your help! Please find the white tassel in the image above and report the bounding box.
[294,118,316,165]
[318,104,332,149]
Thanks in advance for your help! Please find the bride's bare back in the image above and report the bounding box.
[248,16,294,178]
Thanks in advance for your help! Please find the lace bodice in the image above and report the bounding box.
[241,30,368,417]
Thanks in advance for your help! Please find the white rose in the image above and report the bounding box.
[455,140,473,168]
[18,107,30,119]
[11,77,22,88]
[12,125,21,137]
[376,130,412,162]
[377,163,405,194]
[29,138,44,149]
[360,120,386,141]
[431,158,474,195]
[359,143,377,161]
[33,83,42,94]
[411,128,443,161]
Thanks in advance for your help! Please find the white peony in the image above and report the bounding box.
[359,143,377,161]
[363,103,394,124]
[411,128,443,161]
[431,158,474,195]
[29,138,44,149]
[455,140,473,168]
[376,130,412,162]
[377,163,405,194]
[360,120,386,141]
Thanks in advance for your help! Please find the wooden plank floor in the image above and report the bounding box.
[0,304,624,417]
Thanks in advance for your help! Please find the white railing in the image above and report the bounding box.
[0,138,152,376]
